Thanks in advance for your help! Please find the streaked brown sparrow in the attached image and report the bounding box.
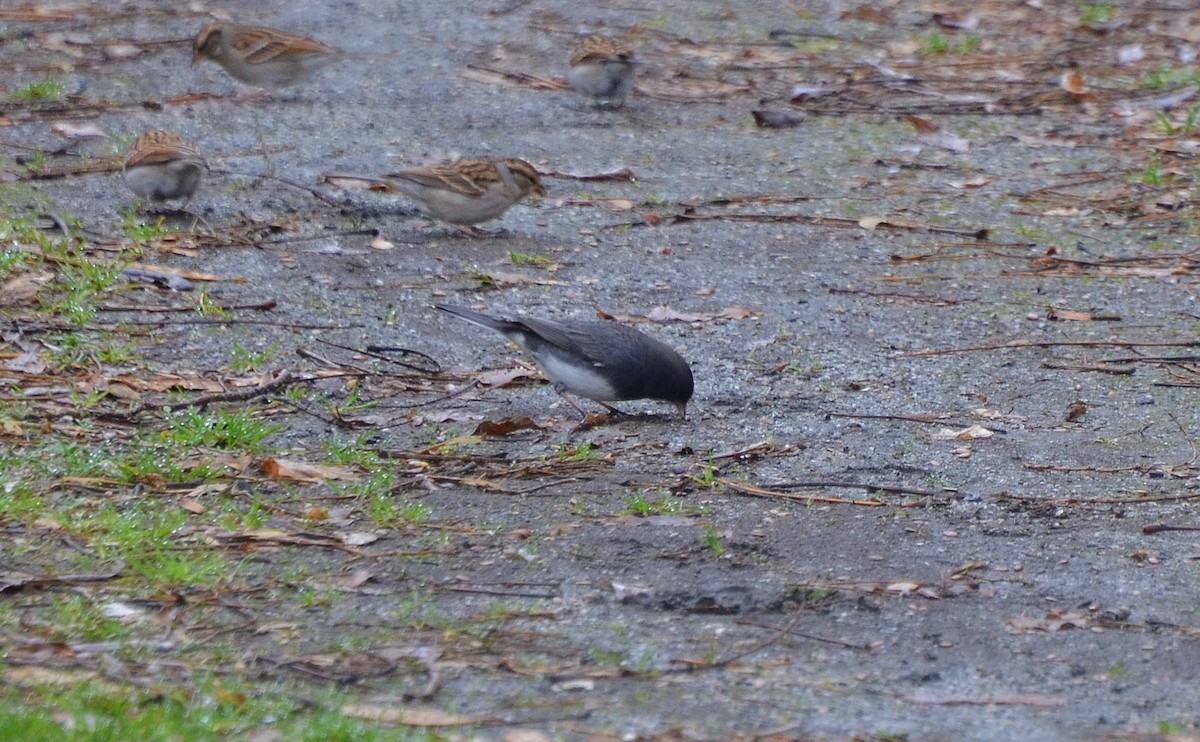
[328,157,546,228]
[121,130,207,209]
[568,35,637,108]
[191,23,341,89]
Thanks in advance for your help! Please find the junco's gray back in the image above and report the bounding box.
[436,304,693,416]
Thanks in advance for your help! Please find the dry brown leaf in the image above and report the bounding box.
[907,116,970,153]
[1004,611,1087,633]
[0,271,53,306]
[340,703,481,726]
[476,270,567,287]
[610,305,755,324]
[948,175,991,189]
[2,351,46,374]
[259,457,359,483]
[839,6,891,23]
[338,569,374,588]
[932,12,978,30]
[475,366,538,388]
[932,425,994,440]
[1065,400,1088,422]
[474,416,540,436]
[1047,308,1092,321]
[124,262,235,283]
[1059,70,1094,101]
[752,110,806,128]
[108,372,225,393]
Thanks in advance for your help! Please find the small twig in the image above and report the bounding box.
[324,338,441,373]
[732,478,949,498]
[1143,523,1200,534]
[96,299,277,313]
[671,611,805,672]
[90,317,356,329]
[828,411,953,426]
[210,168,346,206]
[105,369,300,419]
[906,339,1200,357]
[719,478,884,506]
[1041,361,1135,375]
[734,617,873,651]
[828,286,961,305]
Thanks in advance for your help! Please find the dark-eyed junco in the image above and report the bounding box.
[436,304,694,417]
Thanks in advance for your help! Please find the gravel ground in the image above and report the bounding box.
[4,1,1200,739]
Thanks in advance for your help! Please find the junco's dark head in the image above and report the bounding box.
[436,304,694,417]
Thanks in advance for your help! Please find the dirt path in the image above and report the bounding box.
[3,1,1200,739]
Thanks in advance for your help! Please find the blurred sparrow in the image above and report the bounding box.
[328,157,546,229]
[122,130,206,209]
[192,23,341,89]
[568,34,637,108]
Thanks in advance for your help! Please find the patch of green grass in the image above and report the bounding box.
[921,31,949,54]
[622,491,685,517]
[588,647,624,667]
[690,460,719,487]
[10,76,66,102]
[920,30,982,56]
[507,250,553,268]
[1136,64,1200,89]
[554,441,600,462]
[161,407,282,451]
[699,522,724,556]
[64,501,228,587]
[228,338,279,372]
[1135,155,1168,186]
[193,285,228,318]
[0,679,447,742]
[322,432,381,466]
[117,206,172,244]
[1079,2,1114,27]
[42,593,130,642]
[1106,659,1133,679]
[364,491,430,528]
[0,480,45,522]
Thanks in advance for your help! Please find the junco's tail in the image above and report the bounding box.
[435,304,512,333]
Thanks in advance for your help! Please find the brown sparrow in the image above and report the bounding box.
[191,23,341,89]
[568,35,637,108]
[329,157,546,228]
[121,130,207,209]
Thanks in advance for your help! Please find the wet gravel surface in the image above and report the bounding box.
[5,1,1200,739]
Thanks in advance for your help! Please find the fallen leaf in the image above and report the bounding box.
[1004,611,1087,633]
[475,366,538,388]
[259,457,359,483]
[474,416,540,436]
[0,271,54,306]
[474,270,567,287]
[907,116,970,153]
[948,175,991,189]
[752,110,806,128]
[932,425,994,440]
[1059,70,1094,101]
[1065,400,1088,422]
[933,12,978,30]
[340,703,480,726]
[341,532,379,547]
[789,84,840,103]
[1046,308,1092,321]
